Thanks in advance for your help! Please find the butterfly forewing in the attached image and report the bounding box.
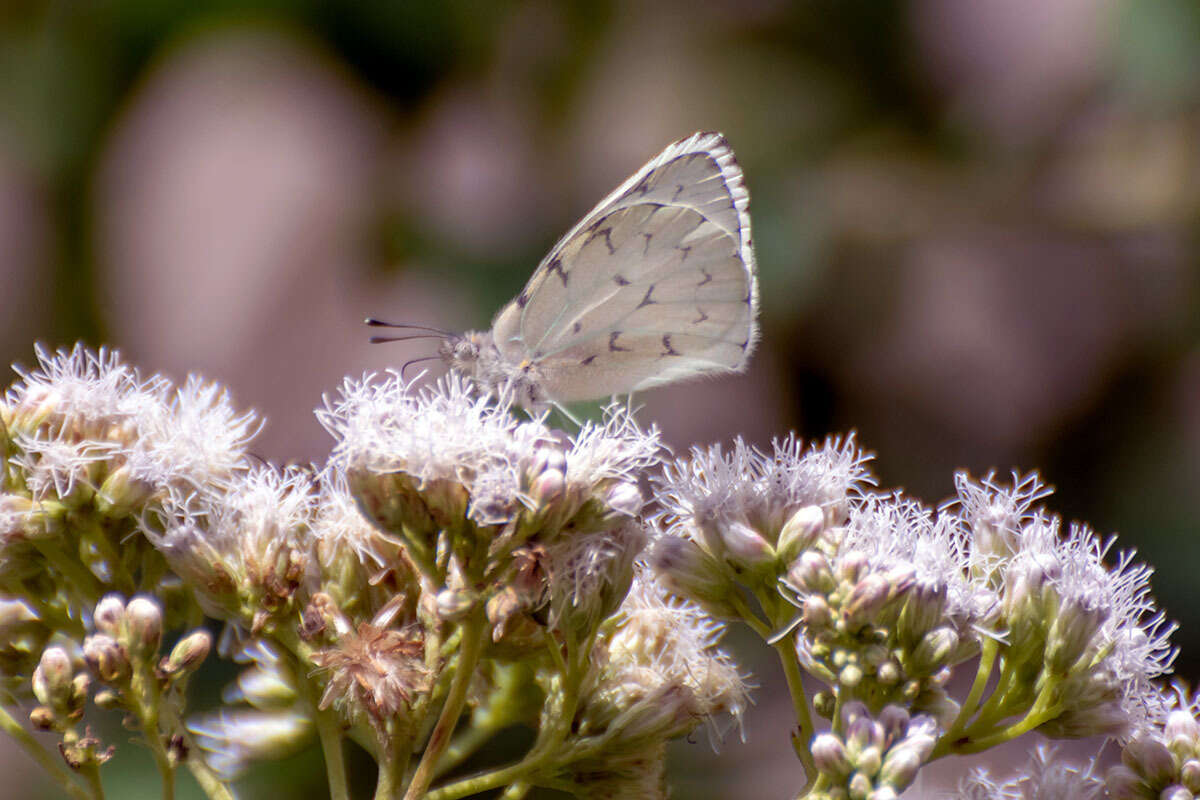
[492,132,757,401]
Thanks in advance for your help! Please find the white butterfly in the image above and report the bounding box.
[373,131,758,410]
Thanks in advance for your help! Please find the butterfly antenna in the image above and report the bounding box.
[368,333,447,344]
[401,355,443,381]
[364,318,452,336]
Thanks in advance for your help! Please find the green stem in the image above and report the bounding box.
[425,757,545,800]
[182,757,237,800]
[932,639,999,757]
[80,764,106,800]
[772,638,817,782]
[403,608,488,800]
[947,701,1062,754]
[376,746,408,800]
[437,722,498,776]
[0,705,91,800]
[313,706,351,800]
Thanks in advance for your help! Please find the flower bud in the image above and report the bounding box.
[603,481,643,519]
[93,689,122,710]
[839,663,864,688]
[1182,760,1200,793]
[812,733,851,779]
[125,596,163,659]
[1121,736,1177,787]
[720,521,775,570]
[436,588,475,621]
[803,596,834,630]
[813,691,835,720]
[1046,597,1107,673]
[855,745,882,778]
[93,594,126,638]
[878,734,934,790]
[83,634,130,684]
[29,706,55,730]
[96,465,155,515]
[896,580,947,645]
[650,536,736,615]
[33,647,74,708]
[1103,765,1144,799]
[162,630,212,677]
[838,551,870,584]
[910,628,958,674]
[843,573,893,631]
[528,469,565,509]
[527,443,567,480]
[776,505,824,563]
[789,552,835,594]
[848,771,872,800]
[877,705,910,747]
[1165,709,1200,743]
[1161,786,1192,800]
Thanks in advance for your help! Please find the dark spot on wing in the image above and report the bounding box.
[572,321,582,334]
[609,332,630,352]
[613,274,631,286]
[673,184,685,201]
[517,291,529,308]
[661,335,680,356]
[698,269,713,286]
[642,233,653,256]
[547,257,568,287]
[677,245,692,261]
[637,285,656,309]
[581,355,596,366]
[587,226,615,255]
[694,309,709,324]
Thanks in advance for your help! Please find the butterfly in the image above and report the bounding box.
[370,131,758,412]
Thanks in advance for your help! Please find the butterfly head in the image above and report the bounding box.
[438,332,488,378]
[439,331,548,408]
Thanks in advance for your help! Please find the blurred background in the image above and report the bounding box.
[2,0,1199,796]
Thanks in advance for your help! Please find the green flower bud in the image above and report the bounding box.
[910,628,958,674]
[93,688,122,710]
[162,630,212,677]
[125,596,163,659]
[96,465,155,515]
[1046,597,1107,673]
[29,706,55,730]
[777,505,824,563]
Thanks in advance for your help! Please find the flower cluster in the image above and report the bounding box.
[1107,686,1200,799]
[0,344,1188,800]
[809,702,936,799]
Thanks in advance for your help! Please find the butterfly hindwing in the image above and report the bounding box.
[492,132,757,401]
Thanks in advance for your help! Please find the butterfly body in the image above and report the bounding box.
[438,131,758,408]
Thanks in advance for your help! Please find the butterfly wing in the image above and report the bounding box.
[490,131,758,403]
